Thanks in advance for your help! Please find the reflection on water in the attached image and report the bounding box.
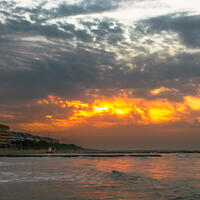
[0,154,200,200]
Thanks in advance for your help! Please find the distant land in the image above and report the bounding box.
[1,124,200,155]
[0,124,84,152]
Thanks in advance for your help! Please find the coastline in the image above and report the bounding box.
[1,149,200,157]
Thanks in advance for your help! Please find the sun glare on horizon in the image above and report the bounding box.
[32,90,200,130]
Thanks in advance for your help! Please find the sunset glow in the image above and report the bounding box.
[36,94,200,128]
[1,0,200,149]
[2,2,200,199]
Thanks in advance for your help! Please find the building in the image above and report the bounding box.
[0,124,59,148]
[0,124,9,131]
[40,136,59,144]
[10,131,25,142]
[0,124,11,147]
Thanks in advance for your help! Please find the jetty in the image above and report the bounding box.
[0,153,162,157]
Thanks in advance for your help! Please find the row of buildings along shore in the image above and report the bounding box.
[0,124,59,148]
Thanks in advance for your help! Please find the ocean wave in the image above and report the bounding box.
[105,170,140,181]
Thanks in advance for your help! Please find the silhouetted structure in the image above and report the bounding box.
[0,124,84,151]
[0,124,59,149]
[0,124,11,147]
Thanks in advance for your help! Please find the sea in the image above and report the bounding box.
[0,154,200,200]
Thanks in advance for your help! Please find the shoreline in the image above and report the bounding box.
[1,149,200,154]
[1,149,200,157]
[0,153,162,157]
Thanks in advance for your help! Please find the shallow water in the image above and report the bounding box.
[0,154,200,200]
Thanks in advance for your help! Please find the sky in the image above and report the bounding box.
[0,0,200,150]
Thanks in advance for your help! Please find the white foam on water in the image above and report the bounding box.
[0,161,14,167]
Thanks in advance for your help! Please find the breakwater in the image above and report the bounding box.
[0,153,161,157]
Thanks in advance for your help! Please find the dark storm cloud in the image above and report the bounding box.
[129,53,200,100]
[0,17,94,42]
[0,1,200,106]
[80,18,125,45]
[0,0,127,23]
[0,5,125,43]
[0,42,119,104]
[0,1,126,106]
[1,37,200,105]
[0,19,71,39]
[0,0,125,44]
[52,0,121,18]
[135,13,200,48]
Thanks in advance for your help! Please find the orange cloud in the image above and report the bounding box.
[35,93,200,129]
[150,87,178,95]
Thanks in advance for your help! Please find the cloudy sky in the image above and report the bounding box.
[1,0,200,149]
